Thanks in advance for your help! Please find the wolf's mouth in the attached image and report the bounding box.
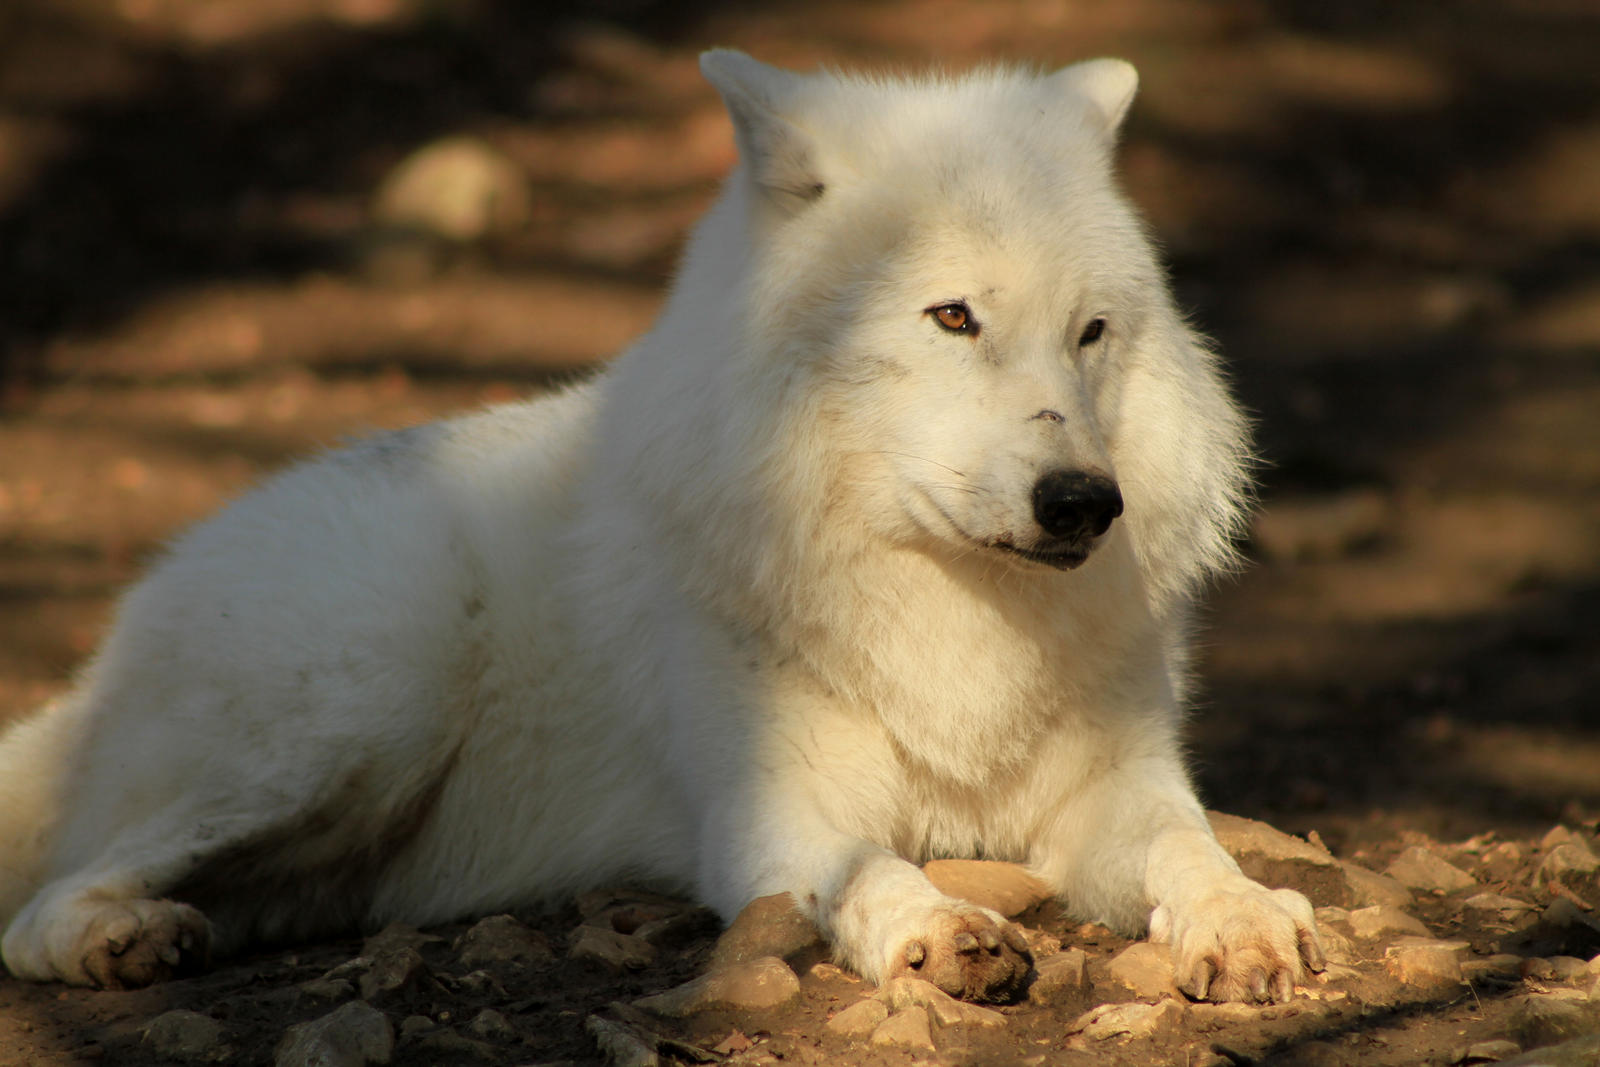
[991,540,1091,570]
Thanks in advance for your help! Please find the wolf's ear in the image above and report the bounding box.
[701,50,825,210]
[1046,58,1139,139]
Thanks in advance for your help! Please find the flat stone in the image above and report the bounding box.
[1107,942,1182,1000]
[1349,904,1430,940]
[1510,991,1598,1048]
[708,893,823,969]
[584,1015,660,1067]
[922,859,1053,918]
[143,1010,230,1063]
[1209,812,1348,907]
[358,947,432,1001]
[297,977,355,1001]
[1463,954,1524,984]
[1028,948,1089,1005]
[1537,841,1600,888]
[1386,846,1478,894]
[275,1002,395,1067]
[870,1008,936,1051]
[1522,956,1593,983]
[456,914,554,969]
[825,998,889,1036]
[1452,1038,1522,1063]
[633,956,799,1017]
[1384,937,1469,987]
[466,1009,517,1042]
[1464,893,1537,920]
[568,926,656,972]
[1070,999,1186,1041]
[1341,861,1415,909]
[877,976,1006,1028]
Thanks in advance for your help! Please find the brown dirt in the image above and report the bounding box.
[2,1,1598,1064]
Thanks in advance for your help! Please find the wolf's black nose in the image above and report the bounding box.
[1032,470,1123,541]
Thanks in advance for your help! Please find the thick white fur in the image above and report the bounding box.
[0,52,1319,1000]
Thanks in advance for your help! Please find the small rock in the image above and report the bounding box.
[1386,846,1478,894]
[298,976,356,1000]
[1209,812,1348,906]
[568,926,656,972]
[870,1008,936,1051]
[808,961,857,983]
[466,1009,517,1042]
[456,914,554,968]
[1028,948,1089,1005]
[372,136,531,242]
[1107,942,1182,1000]
[584,1015,659,1067]
[1349,904,1430,940]
[633,956,800,1016]
[397,1016,435,1039]
[922,859,1053,917]
[1384,937,1469,987]
[449,969,507,999]
[361,923,443,958]
[143,1010,230,1063]
[1463,954,1524,984]
[411,1031,500,1061]
[825,998,889,1036]
[877,976,1006,1028]
[1522,956,1593,983]
[1510,991,1598,1048]
[275,1002,395,1067]
[1537,841,1600,889]
[1070,1000,1186,1041]
[709,893,823,969]
[1024,927,1063,956]
[358,947,431,1001]
[1542,826,1581,851]
[1497,1033,1600,1067]
[1480,842,1527,883]
[1452,1038,1521,1063]
[1464,893,1538,921]
[1341,861,1415,909]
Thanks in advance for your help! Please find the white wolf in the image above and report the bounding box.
[0,51,1321,1004]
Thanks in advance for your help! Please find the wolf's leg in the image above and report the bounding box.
[698,773,1032,1003]
[1,795,307,988]
[1029,750,1324,1004]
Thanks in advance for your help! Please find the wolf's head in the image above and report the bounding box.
[608,52,1249,627]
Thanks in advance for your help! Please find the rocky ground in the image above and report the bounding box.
[2,0,1599,1064]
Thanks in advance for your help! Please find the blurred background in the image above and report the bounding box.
[1,0,1597,855]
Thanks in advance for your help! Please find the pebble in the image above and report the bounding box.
[585,1014,660,1067]
[466,1009,517,1042]
[825,998,889,1035]
[1209,812,1349,906]
[274,1002,394,1067]
[358,947,431,1001]
[708,893,823,969]
[1383,937,1469,987]
[1463,893,1537,921]
[1451,1038,1522,1063]
[1537,840,1600,888]
[568,926,656,972]
[922,859,1052,917]
[870,1008,936,1050]
[1340,861,1415,909]
[455,914,554,968]
[1028,948,1089,1005]
[1070,999,1186,1041]
[1106,942,1183,1000]
[876,976,1007,1028]
[372,136,532,242]
[1349,904,1430,940]
[1386,846,1478,893]
[632,956,799,1016]
[142,1010,230,1063]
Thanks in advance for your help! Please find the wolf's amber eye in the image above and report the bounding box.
[1078,317,1107,346]
[929,303,977,336]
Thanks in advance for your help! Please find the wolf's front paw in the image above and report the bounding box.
[887,905,1031,1004]
[76,899,212,989]
[1152,883,1323,1003]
